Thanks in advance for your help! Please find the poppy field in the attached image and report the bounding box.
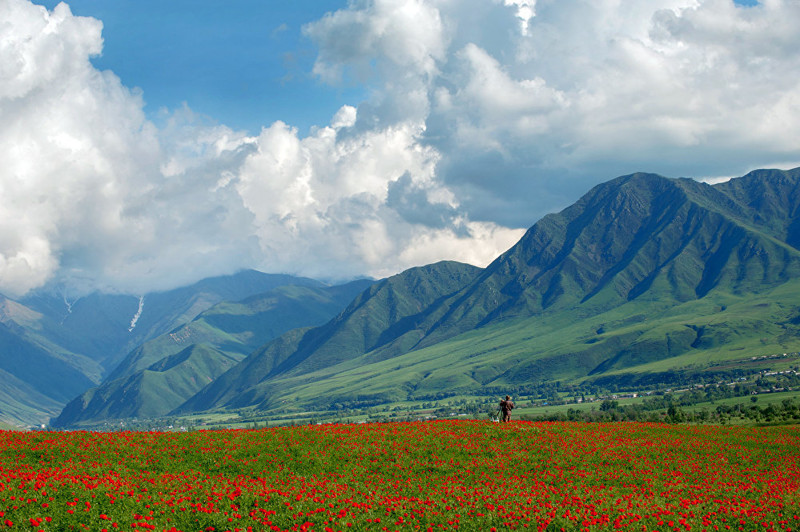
[0,421,798,531]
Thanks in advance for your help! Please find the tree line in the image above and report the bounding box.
[519,395,800,425]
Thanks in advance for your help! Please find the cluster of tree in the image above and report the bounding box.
[519,396,800,425]
[714,397,800,423]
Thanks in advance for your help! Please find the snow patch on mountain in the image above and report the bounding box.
[128,296,144,332]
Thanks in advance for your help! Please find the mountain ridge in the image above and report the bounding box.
[171,167,800,418]
[19,166,800,428]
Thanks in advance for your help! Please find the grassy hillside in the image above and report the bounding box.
[54,344,242,425]
[0,299,100,427]
[3,270,331,427]
[0,368,63,428]
[181,277,800,417]
[176,261,482,413]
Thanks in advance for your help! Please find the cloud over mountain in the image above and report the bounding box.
[2,0,798,296]
[305,0,800,225]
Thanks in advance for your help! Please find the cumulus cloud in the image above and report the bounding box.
[233,115,519,281]
[0,0,522,297]
[306,0,800,225]
[2,0,799,297]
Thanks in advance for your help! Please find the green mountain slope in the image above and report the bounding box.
[0,367,65,428]
[105,280,373,381]
[177,261,482,413]
[51,279,374,427]
[177,168,800,415]
[216,280,800,411]
[1,270,328,427]
[54,344,242,423]
[418,171,800,340]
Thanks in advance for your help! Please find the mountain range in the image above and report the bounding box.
[52,279,373,426]
[1,271,370,427]
[4,167,800,428]
[171,168,800,418]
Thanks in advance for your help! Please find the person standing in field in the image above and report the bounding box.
[499,395,514,422]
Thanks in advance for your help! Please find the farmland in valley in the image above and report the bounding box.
[0,421,798,531]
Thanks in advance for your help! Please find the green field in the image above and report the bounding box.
[1,421,798,531]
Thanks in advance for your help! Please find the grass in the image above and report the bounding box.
[1,421,798,531]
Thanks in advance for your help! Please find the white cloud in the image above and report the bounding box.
[331,105,357,129]
[504,0,536,35]
[2,0,799,297]
[1,0,163,295]
[307,0,800,224]
[234,113,523,281]
[304,0,447,84]
[0,1,262,296]
[0,0,522,297]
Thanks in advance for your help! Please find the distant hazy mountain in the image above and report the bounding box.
[0,270,336,427]
[0,295,96,426]
[51,279,373,427]
[21,270,327,374]
[175,168,800,416]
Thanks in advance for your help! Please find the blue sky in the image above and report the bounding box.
[32,0,359,135]
[2,0,798,296]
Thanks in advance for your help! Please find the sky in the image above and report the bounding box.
[1,0,799,297]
